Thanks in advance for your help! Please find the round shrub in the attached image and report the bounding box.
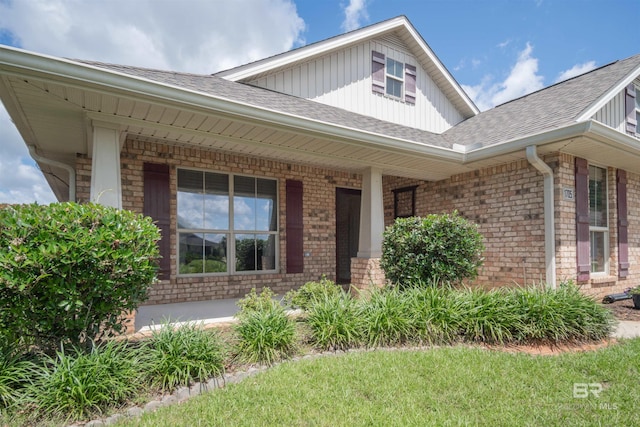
[0,202,160,351]
[284,275,343,311]
[380,212,484,287]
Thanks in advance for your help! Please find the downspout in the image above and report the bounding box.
[525,146,556,288]
[28,145,76,202]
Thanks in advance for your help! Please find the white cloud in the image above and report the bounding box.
[0,0,306,204]
[554,61,597,83]
[341,0,369,32]
[462,43,544,111]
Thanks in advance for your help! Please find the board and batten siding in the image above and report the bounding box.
[593,78,640,133]
[247,39,464,134]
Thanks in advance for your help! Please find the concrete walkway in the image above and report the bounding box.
[612,321,640,339]
[135,298,241,331]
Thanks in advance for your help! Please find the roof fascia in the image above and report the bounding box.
[0,45,463,162]
[575,63,640,122]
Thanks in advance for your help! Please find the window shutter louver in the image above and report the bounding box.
[575,157,590,282]
[286,179,304,273]
[144,163,171,279]
[625,84,637,135]
[371,51,385,94]
[405,64,416,104]
[617,170,629,278]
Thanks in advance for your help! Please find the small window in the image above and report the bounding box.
[386,58,404,98]
[393,186,417,218]
[588,165,608,274]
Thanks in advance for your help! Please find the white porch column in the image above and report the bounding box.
[357,167,385,258]
[90,123,122,208]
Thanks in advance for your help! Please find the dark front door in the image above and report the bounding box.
[336,188,361,284]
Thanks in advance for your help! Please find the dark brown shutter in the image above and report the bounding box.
[405,64,416,104]
[625,84,637,135]
[617,169,629,278]
[372,51,385,94]
[286,179,304,274]
[144,163,171,279]
[575,157,590,282]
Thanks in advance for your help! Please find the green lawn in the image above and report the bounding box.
[120,339,640,427]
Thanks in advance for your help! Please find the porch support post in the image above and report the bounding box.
[357,167,384,258]
[351,167,386,288]
[90,122,122,208]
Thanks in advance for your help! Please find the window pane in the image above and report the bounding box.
[235,234,256,271]
[256,179,277,231]
[203,233,227,273]
[234,176,256,231]
[258,234,277,270]
[590,231,606,273]
[204,172,229,230]
[386,78,402,98]
[386,58,403,78]
[177,170,204,229]
[589,166,607,227]
[179,232,204,274]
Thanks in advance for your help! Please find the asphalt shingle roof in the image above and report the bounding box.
[78,53,640,151]
[78,60,449,148]
[443,54,640,148]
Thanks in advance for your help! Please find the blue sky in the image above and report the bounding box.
[0,0,638,204]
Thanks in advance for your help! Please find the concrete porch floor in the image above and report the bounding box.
[135,298,241,331]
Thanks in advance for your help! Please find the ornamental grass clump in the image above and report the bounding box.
[0,335,36,412]
[235,288,296,365]
[29,341,146,421]
[306,292,362,350]
[358,287,414,348]
[456,287,522,344]
[144,323,226,392]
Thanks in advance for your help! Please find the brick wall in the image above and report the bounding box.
[384,159,547,287]
[76,136,361,305]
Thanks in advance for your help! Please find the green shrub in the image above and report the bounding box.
[30,341,146,421]
[236,287,279,316]
[284,275,343,311]
[144,323,226,392]
[380,212,484,287]
[0,202,160,352]
[235,305,296,365]
[306,292,361,350]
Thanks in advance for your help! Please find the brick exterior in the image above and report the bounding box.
[76,137,640,305]
[77,137,361,305]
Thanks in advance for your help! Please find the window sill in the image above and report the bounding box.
[590,275,617,287]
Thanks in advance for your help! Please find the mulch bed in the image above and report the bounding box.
[604,297,640,321]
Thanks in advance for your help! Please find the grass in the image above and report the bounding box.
[119,338,640,427]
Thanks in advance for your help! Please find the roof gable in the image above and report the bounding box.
[216,16,478,119]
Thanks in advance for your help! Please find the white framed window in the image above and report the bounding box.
[385,57,404,98]
[588,165,608,274]
[177,169,278,276]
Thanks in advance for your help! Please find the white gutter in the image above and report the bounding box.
[28,145,76,202]
[525,145,556,288]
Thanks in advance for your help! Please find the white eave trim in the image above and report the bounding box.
[575,64,640,122]
[0,44,463,162]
